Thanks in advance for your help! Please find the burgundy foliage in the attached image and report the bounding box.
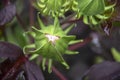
[82,61,120,80]
[0,2,16,26]
[0,41,44,80]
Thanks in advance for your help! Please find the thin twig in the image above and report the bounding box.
[52,66,68,80]
[60,13,82,30]
[29,0,35,26]
[16,13,27,31]
[61,18,81,25]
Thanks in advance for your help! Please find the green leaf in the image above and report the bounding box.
[6,26,29,48]
[90,16,99,25]
[30,54,39,60]
[96,14,109,19]
[55,38,68,53]
[77,0,92,12]
[51,43,64,62]
[32,27,42,36]
[105,3,116,11]
[61,62,69,69]
[53,17,60,34]
[48,59,52,73]
[83,15,89,24]
[6,27,16,44]
[42,42,52,57]
[69,39,83,45]
[37,12,45,29]
[29,42,47,54]
[53,44,69,69]
[25,31,36,38]
[65,50,79,55]
[42,58,46,71]
[111,48,120,62]
[82,0,105,15]
[63,36,76,42]
[23,44,35,54]
[64,24,74,34]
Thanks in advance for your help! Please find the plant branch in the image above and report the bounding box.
[29,0,35,26]
[52,66,68,80]
[16,13,27,31]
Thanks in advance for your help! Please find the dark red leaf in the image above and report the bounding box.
[0,55,27,80]
[0,41,24,58]
[0,3,16,26]
[0,41,44,80]
[25,61,44,80]
[83,61,120,80]
[0,59,13,79]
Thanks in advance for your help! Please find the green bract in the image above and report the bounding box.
[63,0,78,11]
[75,0,115,25]
[33,0,115,25]
[24,14,82,73]
[33,0,78,17]
[34,0,66,17]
